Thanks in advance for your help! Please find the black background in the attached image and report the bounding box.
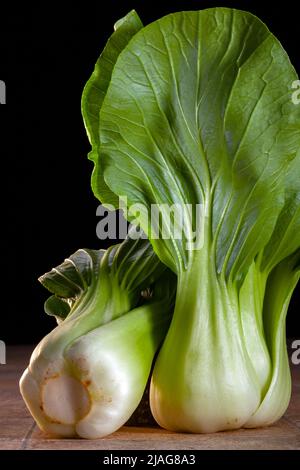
[0,0,299,343]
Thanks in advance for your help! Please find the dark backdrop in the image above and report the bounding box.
[1,0,299,343]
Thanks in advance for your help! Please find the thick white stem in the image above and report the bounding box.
[150,251,261,432]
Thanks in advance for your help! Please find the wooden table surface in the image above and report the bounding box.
[0,346,299,450]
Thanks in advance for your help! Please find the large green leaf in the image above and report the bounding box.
[98,8,300,277]
[81,10,143,206]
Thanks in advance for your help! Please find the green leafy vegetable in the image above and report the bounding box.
[20,233,175,438]
[90,8,300,432]
[82,9,143,206]
[20,6,300,439]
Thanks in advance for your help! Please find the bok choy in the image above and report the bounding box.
[20,235,174,438]
[88,8,300,432]
[21,6,300,438]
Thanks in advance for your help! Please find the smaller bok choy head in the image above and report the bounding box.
[20,233,175,438]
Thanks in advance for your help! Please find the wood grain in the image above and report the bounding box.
[0,346,299,450]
